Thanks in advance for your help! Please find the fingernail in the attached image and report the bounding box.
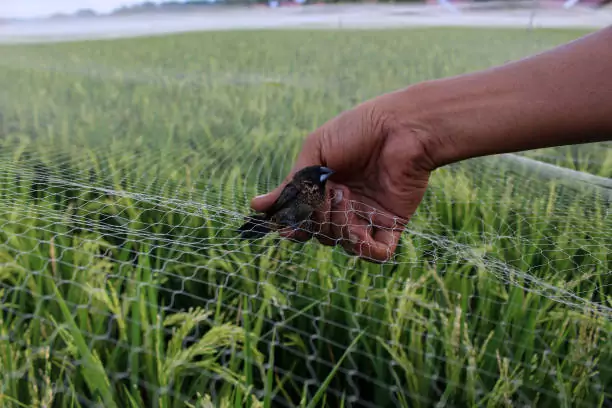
[332,189,343,205]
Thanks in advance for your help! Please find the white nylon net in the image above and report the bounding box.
[0,26,610,408]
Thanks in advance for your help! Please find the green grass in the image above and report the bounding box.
[0,27,610,408]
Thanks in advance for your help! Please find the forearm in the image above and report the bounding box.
[395,26,612,169]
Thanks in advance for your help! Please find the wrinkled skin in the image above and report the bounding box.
[250,93,433,263]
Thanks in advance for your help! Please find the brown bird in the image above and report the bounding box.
[237,165,334,239]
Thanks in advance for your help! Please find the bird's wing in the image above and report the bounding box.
[266,183,300,215]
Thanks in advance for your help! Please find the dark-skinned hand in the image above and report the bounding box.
[250,92,433,263]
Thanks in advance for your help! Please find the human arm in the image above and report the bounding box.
[395,26,612,169]
[250,27,612,262]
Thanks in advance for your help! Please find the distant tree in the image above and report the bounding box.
[75,9,97,17]
[49,13,71,20]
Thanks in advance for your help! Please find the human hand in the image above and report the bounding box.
[254,26,612,262]
[250,91,435,262]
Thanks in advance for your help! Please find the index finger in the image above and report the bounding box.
[343,220,403,263]
[334,197,406,263]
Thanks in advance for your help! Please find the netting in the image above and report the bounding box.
[0,25,611,408]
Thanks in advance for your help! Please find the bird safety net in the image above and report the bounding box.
[0,23,610,408]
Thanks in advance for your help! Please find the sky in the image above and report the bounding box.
[0,0,169,19]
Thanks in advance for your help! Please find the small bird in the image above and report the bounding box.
[238,165,335,239]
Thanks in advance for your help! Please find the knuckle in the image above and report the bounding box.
[315,235,336,247]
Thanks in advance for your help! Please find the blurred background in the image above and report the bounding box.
[1,0,611,43]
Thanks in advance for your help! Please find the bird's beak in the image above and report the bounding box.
[319,167,335,183]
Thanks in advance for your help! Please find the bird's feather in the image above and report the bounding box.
[266,183,300,215]
[237,165,333,240]
[237,214,273,239]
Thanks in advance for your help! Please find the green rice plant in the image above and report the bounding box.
[0,27,610,408]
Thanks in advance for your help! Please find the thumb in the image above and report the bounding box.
[250,133,322,212]
[250,186,285,212]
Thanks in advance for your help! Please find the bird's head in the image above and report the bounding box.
[292,165,335,188]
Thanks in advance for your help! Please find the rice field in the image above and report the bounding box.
[0,27,611,408]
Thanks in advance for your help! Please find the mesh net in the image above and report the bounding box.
[0,22,611,408]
